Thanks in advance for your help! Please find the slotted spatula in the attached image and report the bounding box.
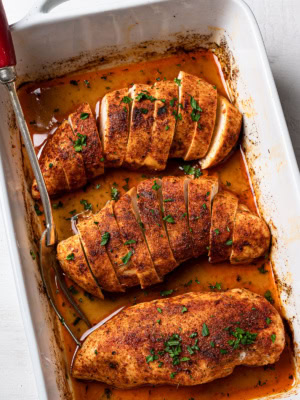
[0,0,91,346]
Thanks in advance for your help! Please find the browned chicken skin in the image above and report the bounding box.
[57,176,270,296]
[72,289,285,387]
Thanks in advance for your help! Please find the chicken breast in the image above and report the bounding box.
[96,201,139,288]
[77,215,123,292]
[32,131,68,199]
[55,120,87,189]
[114,189,161,288]
[143,81,178,170]
[68,102,104,179]
[100,88,130,167]
[124,84,156,169]
[161,176,194,263]
[188,175,219,257]
[184,78,217,160]
[136,178,177,278]
[201,96,242,169]
[230,205,271,264]
[169,71,200,158]
[57,235,103,299]
[209,191,239,263]
[72,289,285,387]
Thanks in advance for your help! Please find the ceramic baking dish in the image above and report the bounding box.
[0,0,299,398]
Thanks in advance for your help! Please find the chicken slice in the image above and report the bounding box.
[96,201,139,289]
[201,96,242,169]
[57,235,103,299]
[72,289,285,387]
[184,78,217,160]
[143,81,178,170]
[32,131,68,199]
[169,71,200,158]
[69,102,104,179]
[114,189,161,288]
[100,88,130,167]
[161,176,194,263]
[230,205,271,264]
[136,179,177,278]
[188,175,219,257]
[55,120,87,189]
[124,84,156,169]
[77,215,123,292]
[209,191,239,263]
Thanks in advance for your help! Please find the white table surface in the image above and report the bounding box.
[0,0,299,398]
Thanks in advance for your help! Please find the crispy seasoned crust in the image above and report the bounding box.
[161,176,194,263]
[100,88,130,167]
[124,84,156,169]
[188,176,219,257]
[143,81,178,170]
[77,215,123,292]
[114,189,161,288]
[72,288,285,387]
[96,201,139,288]
[201,96,242,169]
[32,131,68,199]
[185,78,217,160]
[230,205,271,264]
[137,179,177,278]
[69,103,104,179]
[169,71,199,158]
[56,235,103,299]
[55,120,87,189]
[209,191,239,263]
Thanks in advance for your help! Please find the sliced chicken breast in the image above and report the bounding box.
[209,191,239,263]
[100,88,130,167]
[57,235,103,299]
[32,131,68,199]
[230,205,271,264]
[161,176,194,263]
[169,71,200,158]
[124,84,156,169]
[188,175,219,257]
[72,289,285,387]
[143,81,178,170]
[114,189,161,288]
[136,178,177,278]
[56,120,87,189]
[201,96,242,169]
[184,78,217,160]
[96,201,139,289]
[68,102,104,179]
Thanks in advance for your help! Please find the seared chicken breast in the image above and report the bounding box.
[201,96,242,169]
[209,191,239,263]
[114,189,161,288]
[143,81,178,170]
[56,235,103,299]
[100,88,130,167]
[124,84,156,169]
[72,289,285,387]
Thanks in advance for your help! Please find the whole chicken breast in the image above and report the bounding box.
[72,289,285,387]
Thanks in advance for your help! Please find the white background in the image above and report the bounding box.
[0,0,299,398]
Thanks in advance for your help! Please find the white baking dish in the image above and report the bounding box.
[0,0,299,398]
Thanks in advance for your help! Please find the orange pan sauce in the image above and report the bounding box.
[18,50,295,399]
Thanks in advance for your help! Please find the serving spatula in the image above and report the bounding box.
[0,0,91,346]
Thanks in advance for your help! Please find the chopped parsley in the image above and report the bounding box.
[122,251,133,265]
[101,232,110,246]
[258,264,268,274]
[226,239,233,246]
[220,349,228,354]
[125,239,136,245]
[264,290,274,304]
[214,228,220,235]
[174,78,181,86]
[73,133,87,152]
[209,282,222,291]
[160,289,174,297]
[202,323,209,337]
[228,327,257,349]
[111,186,119,201]
[53,201,63,209]
[170,97,177,107]
[163,198,173,203]
[172,110,182,121]
[34,203,43,216]
[140,108,148,114]
[266,317,271,325]
[163,215,175,224]
[181,306,188,313]
[271,334,276,343]
[49,163,53,168]
[80,199,92,211]
[157,307,162,314]
[152,180,161,191]
[165,125,170,131]
[30,250,36,260]
[136,92,156,102]
[80,112,89,120]
[121,96,132,104]
[66,253,75,261]
[190,95,202,122]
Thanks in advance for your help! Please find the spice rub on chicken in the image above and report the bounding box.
[72,289,285,387]
[32,72,242,199]
[57,176,270,297]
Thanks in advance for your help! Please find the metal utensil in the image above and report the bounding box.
[0,0,91,346]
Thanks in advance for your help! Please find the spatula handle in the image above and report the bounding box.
[0,0,16,68]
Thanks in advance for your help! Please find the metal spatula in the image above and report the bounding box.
[0,0,91,346]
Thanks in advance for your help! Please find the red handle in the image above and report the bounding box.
[0,0,16,68]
